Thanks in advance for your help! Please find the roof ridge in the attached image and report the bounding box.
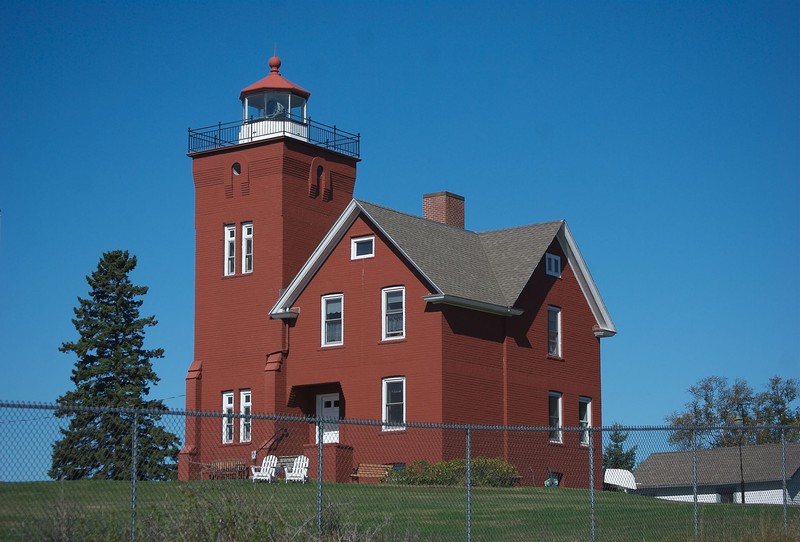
[356,199,479,234]
[478,219,565,235]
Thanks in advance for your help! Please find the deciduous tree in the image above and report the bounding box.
[50,250,179,480]
[666,376,799,450]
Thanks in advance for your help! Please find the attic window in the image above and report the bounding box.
[546,253,561,278]
[351,236,375,260]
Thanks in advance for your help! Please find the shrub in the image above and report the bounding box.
[385,457,518,487]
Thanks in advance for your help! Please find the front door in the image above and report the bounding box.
[316,393,340,443]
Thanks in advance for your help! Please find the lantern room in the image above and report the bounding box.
[240,56,309,122]
[237,56,310,144]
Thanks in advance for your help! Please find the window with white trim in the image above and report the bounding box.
[382,377,406,431]
[224,225,236,276]
[351,236,375,259]
[546,253,561,278]
[242,222,253,274]
[322,294,343,346]
[548,306,561,357]
[222,391,234,443]
[240,389,252,443]
[548,391,562,443]
[579,396,591,446]
[382,287,405,340]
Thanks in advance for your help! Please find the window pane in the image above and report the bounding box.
[323,296,343,345]
[386,290,402,310]
[356,239,373,256]
[579,399,590,445]
[386,313,403,334]
[549,397,559,425]
[548,308,560,356]
[549,394,561,441]
[384,289,404,338]
[386,404,403,424]
[326,321,342,343]
[290,96,306,120]
[386,381,403,403]
[326,298,341,318]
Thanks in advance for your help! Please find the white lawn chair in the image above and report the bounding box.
[251,454,278,483]
[284,455,309,483]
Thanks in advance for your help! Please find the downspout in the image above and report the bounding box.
[502,318,509,462]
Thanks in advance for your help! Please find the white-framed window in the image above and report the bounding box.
[240,389,252,443]
[548,391,562,443]
[321,294,343,346]
[222,391,234,443]
[548,306,561,357]
[224,225,236,276]
[382,377,406,431]
[579,396,591,447]
[545,252,562,278]
[351,236,375,259]
[382,287,405,340]
[242,222,253,274]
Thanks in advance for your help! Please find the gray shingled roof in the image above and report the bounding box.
[634,443,800,489]
[357,201,563,309]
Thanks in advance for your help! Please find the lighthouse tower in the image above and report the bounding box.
[179,57,359,479]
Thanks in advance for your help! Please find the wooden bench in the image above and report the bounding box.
[350,463,392,483]
[201,458,248,480]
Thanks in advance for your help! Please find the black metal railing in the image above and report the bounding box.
[188,114,360,158]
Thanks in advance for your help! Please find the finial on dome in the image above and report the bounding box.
[269,55,281,73]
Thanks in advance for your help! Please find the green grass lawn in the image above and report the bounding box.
[0,480,797,541]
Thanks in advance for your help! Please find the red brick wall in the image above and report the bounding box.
[438,238,603,487]
[182,138,357,473]
[508,239,602,487]
[283,215,445,467]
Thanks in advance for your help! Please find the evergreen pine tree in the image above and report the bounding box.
[603,423,637,471]
[50,250,179,480]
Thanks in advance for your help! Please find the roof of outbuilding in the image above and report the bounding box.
[270,199,616,333]
[634,443,800,489]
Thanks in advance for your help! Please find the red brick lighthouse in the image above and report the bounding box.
[178,57,360,480]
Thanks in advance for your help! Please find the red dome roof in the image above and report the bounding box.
[239,56,311,100]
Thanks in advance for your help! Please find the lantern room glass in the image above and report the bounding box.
[244,91,306,122]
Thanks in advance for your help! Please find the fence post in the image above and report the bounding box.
[317,418,324,534]
[691,428,698,542]
[130,411,138,542]
[588,428,596,542]
[465,426,472,542]
[781,428,788,536]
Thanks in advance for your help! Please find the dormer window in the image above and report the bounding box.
[546,253,561,278]
[351,236,375,259]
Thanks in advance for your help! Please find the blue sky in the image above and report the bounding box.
[1,1,797,428]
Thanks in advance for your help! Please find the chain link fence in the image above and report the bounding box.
[0,401,797,541]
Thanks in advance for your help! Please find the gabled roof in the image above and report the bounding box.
[634,443,800,489]
[270,199,616,334]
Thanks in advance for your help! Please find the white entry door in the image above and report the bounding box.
[316,393,340,443]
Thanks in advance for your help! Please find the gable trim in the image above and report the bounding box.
[269,200,443,318]
[269,200,361,317]
[557,223,616,336]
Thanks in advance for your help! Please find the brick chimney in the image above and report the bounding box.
[423,191,465,229]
